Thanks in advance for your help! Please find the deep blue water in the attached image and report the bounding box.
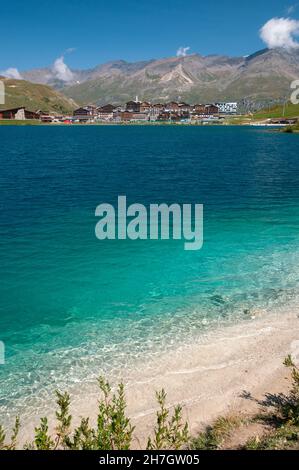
[0,125,299,416]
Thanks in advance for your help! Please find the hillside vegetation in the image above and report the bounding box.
[224,102,299,125]
[0,77,77,114]
[253,102,299,120]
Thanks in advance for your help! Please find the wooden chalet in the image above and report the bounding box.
[0,107,40,120]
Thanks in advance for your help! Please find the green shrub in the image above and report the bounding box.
[0,379,189,450]
[47,377,135,450]
[34,417,55,450]
[244,355,299,450]
[280,356,299,425]
[147,389,189,450]
[0,417,20,450]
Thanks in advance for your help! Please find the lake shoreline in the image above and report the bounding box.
[11,301,299,448]
[0,119,290,127]
[125,304,299,447]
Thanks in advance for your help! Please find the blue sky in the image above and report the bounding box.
[1,0,299,71]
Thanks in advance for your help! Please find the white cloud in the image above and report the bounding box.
[286,4,298,14]
[0,67,23,79]
[52,56,74,82]
[260,17,299,49]
[176,46,190,57]
[65,47,76,54]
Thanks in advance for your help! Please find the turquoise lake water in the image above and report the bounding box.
[0,125,299,416]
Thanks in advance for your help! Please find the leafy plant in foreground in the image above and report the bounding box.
[0,417,20,450]
[243,355,299,450]
[55,391,72,449]
[63,377,134,450]
[147,389,189,450]
[279,355,299,424]
[34,417,55,450]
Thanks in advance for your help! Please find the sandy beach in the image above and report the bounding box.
[125,304,299,446]
[13,301,299,448]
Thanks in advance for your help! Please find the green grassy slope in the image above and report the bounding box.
[253,102,299,120]
[0,77,77,114]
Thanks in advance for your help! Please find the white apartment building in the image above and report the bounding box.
[216,102,238,114]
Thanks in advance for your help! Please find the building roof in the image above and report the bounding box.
[0,106,26,112]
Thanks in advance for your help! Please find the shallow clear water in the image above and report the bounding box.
[0,125,299,416]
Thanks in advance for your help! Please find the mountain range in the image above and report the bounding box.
[15,48,299,107]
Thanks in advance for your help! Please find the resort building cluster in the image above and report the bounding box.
[72,99,238,123]
[1,100,298,127]
[0,99,238,123]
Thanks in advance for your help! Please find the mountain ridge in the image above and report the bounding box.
[21,48,299,106]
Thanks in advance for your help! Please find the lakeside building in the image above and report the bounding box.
[193,104,221,115]
[205,104,219,115]
[165,102,180,112]
[38,112,55,123]
[178,102,192,112]
[0,106,40,120]
[130,113,149,122]
[215,102,238,114]
[97,104,116,113]
[73,105,97,122]
[96,104,116,121]
[149,103,164,121]
[157,111,182,122]
[140,101,151,113]
[193,104,206,114]
[125,100,141,113]
[114,111,134,122]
